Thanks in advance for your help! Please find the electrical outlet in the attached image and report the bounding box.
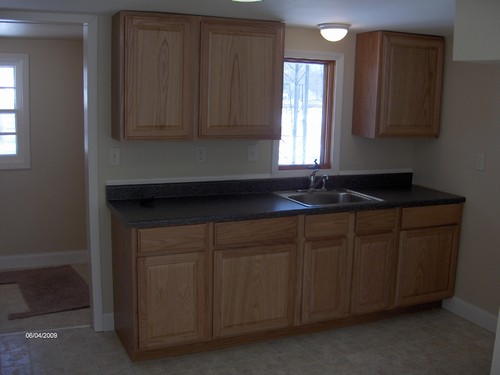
[109,148,120,166]
[247,145,258,162]
[195,146,206,163]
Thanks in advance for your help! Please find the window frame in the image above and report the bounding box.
[272,50,344,178]
[0,53,30,170]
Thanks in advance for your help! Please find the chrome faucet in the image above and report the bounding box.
[308,159,320,192]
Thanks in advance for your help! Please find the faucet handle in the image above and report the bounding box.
[321,175,329,190]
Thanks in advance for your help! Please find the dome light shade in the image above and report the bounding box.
[318,23,351,42]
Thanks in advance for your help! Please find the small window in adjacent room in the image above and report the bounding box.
[0,53,30,170]
[273,51,343,176]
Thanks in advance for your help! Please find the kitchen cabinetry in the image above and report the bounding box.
[112,11,284,141]
[112,11,197,140]
[213,217,297,337]
[137,252,207,349]
[396,204,462,307]
[112,219,209,357]
[199,20,284,139]
[301,212,353,323]
[351,209,398,315]
[352,31,444,138]
[110,200,463,360]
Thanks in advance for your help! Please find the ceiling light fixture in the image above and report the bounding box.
[317,23,351,42]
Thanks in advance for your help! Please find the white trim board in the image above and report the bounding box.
[0,250,88,270]
[443,297,498,333]
[102,313,115,331]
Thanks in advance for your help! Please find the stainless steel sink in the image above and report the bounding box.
[275,189,382,207]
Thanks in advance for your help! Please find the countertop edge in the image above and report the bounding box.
[107,186,466,228]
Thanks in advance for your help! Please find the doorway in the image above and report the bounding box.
[0,12,102,331]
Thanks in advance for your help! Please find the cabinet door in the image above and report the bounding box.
[113,12,196,140]
[302,237,351,323]
[137,252,207,349]
[396,225,459,306]
[379,33,444,137]
[352,31,444,138]
[213,244,295,338]
[351,233,395,315]
[199,19,284,139]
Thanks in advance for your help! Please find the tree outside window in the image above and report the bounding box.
[279,58,334,170]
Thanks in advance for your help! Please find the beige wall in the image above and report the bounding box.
[0,38,87,256]
[413,38,500,315]
[454,0,500,62]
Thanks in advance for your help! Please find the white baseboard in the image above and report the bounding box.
[99,312,115,332]
[0,250,88,270]
[443,297,498,333]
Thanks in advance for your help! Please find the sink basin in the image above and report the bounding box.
[276,189,382,207]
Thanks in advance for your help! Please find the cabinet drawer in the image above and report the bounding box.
[214,217,297,247]
[401,204,462,230]
[305,212,351,238]
[138,224,207,254]
[355,209,397,234]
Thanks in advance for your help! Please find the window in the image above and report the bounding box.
[0,53,30,169]
[273,51,343,176]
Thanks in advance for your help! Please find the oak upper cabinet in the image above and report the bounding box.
[351,209,398,315]
[396,204,462,307]
[199,19,284,139]
[213,217,297,338]
[136,224,209,350]
[352,31,444,138]
[301,213,354,324]
[112,11,197,140]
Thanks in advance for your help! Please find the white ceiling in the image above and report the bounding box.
[0,0,455,39]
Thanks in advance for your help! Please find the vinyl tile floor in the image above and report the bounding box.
[0,308,495,375]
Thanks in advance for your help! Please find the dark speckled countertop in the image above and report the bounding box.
[106,173,465,228]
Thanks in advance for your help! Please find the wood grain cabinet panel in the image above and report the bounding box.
[396,225,460,307]
[351,209,397,315]
[401,204,462,230]
[137,252,208,349]
[301,212,354,323]
[138,224,207,255]
[351,233,395,315]
[213,244,296,337]
[199,19,284,139]
[396,204,462,307]
[302,237,351,323]
[214,216,297,248]
[112,11,197,140]
[352,31,444,138]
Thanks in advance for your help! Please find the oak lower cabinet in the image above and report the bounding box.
[111,202,463,360]
[396,204,463,307]
[111,218,210,359]
[137,252,207,349]
[213,217,298,337]
[301,212,353,323]
[351,209,398,315]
